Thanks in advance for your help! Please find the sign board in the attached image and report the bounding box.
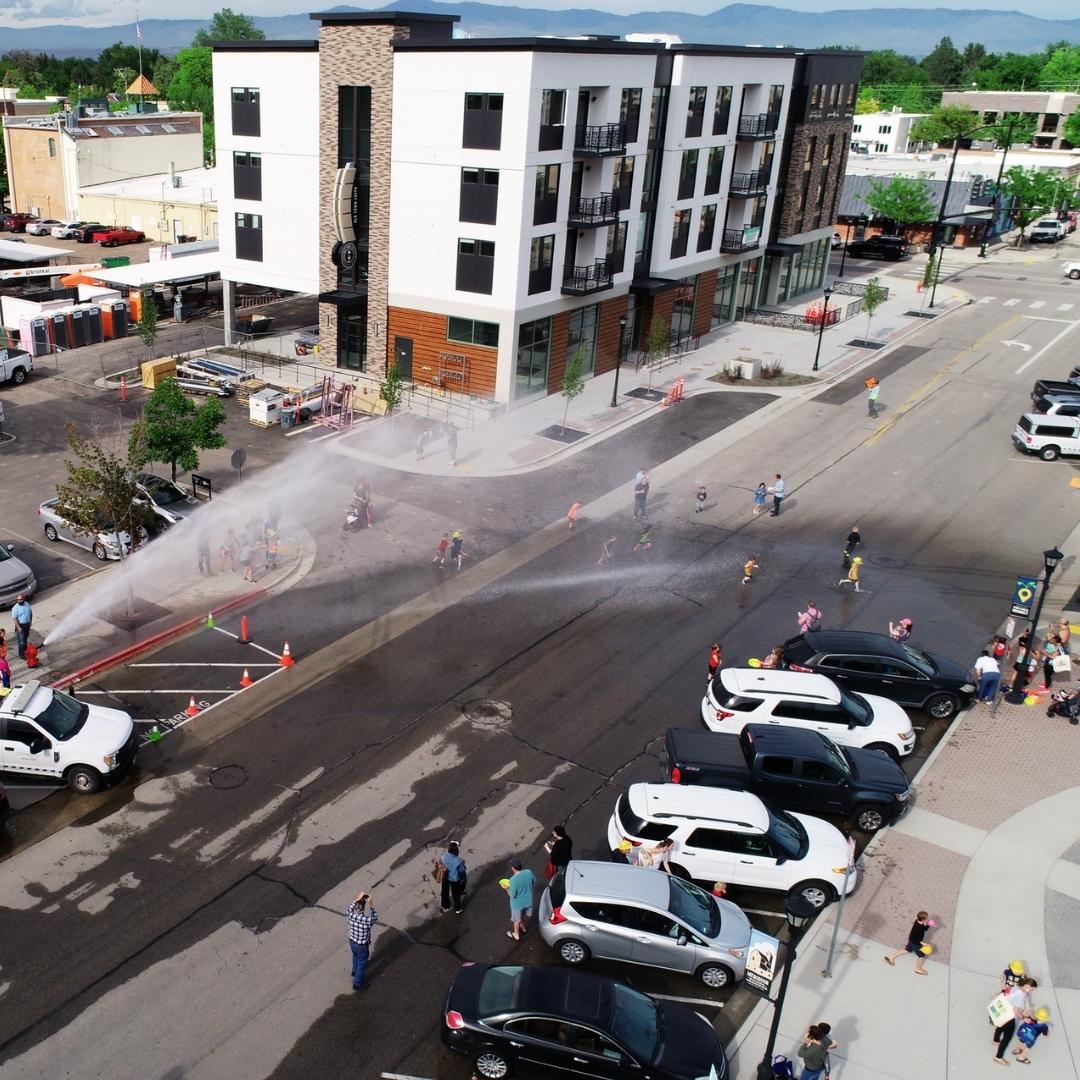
[1010,575,1039,618]
[745,927,782,999]
[191,474,212,501]
[0,263,103,282]
[742,225,762,245]
[230,448,247,476]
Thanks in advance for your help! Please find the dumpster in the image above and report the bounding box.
[281,406,296,431]
[102,256,131,269]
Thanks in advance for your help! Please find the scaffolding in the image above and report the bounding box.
[315,374,354,431]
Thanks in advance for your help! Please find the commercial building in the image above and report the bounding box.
[940,90,1080,151]
[212,12,860,405]
[850,108,929,155]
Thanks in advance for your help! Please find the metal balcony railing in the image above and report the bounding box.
[720,228,762,253]
[736,112,780,139]
[729,170,769,197]
[561,260,615,295]
[573,123,626,157]
[567,193,619,227]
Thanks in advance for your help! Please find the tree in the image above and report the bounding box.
[861,177,936,236]
[921,37,964,86]
[919,252,941,312]
[861,49,921,86]
[1063,111,1080,149]
[1040,44,1080,89]
[194,8,265,46]
[560,350,586,432]
[1000,166,1073,245]
[861,277,888,343]
[380,361,404,412]
[129,378,228,480]
[910,104,984,147]
[983,112,1037,149]
[961,42,988,80]
[135,291,158,358]
[164,47,215,163]
[643,315,669,390]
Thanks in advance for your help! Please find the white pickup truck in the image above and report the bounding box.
[0,347,33,385]
[1065,261,1080,280]
[0,681,137,792]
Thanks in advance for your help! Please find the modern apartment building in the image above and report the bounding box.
[850,109,929,155]
[940,90,1079,151]
[212,12,861,406]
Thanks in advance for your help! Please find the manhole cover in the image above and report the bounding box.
[869,553,908,569]
[461,699,513,731]
[209,765,248,789]
[99,597,172,632]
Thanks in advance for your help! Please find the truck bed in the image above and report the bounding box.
[664,728,751,785]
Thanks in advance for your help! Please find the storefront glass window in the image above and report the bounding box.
[516,317,551,398]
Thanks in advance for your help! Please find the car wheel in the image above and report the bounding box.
[792,880,834,909]
[698,962,735,989]
[13,367,26,384]
[557,939,590,965]
[924,693,958,720]
[92,542,109,561]
[1070,270,1080,280]
[44,524,59,542]
[866,742,900,761]
[107,240,117,247]
[852,804,886,833]
[66,765,102,794]
[1038,445,1061,462]
[473,1049,512,1080]
[299,408,311,422]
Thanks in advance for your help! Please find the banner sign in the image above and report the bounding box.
[745,927,782,999]
[1010,575,1039,618]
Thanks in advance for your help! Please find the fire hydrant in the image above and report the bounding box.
[25,641,40,668]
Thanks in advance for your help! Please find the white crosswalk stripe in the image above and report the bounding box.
[1028,300,1046,308]
[1003,298,1021,306]
[1059,303,1074,311]
[977,296,993,304]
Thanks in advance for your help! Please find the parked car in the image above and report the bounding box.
[1029,218,1066,244]
[845,235,909,260]
[441,962,729,1080]
[1064,261,1080,280]
[38,498,141,560]
[664,725,910,833]
[0,213,38,233]
[134,473,202,526]
[51,221,89,239]
[0,543,37,606]
[93,225,145,247]
[25,219,62,236]
[607,783,857,908]
[72,223,104,243]
[1032,376,1080,401]
[0,680,137,793]
[538,860,752,987]
[1012,412,1080,461]
[283,384,325,421]
[701,667,914,758]
[0,348,32,386]
[781,631,975,720]
[1032,394,1080,417]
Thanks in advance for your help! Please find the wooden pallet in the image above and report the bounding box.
[236,379,268,406]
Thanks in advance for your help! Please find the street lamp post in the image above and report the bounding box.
[1005,546,1065,703]
[980,117,1022,258]
[838,232,850,279]
[610,314,627,407]
[812,286,833,373]
[756,894,819,1080]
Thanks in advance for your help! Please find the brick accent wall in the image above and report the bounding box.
[776,120,851,239]
[546,311,572,395]
[693,270,718,338]
[595,294,629,376]
[387,306,498,398]
[317,22,407,374]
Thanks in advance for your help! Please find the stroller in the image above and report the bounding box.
[1047,688,1080,724]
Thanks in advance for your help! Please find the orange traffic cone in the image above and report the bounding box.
[185,696,199,717]
[239,668,253,687]
[280,642,294,667]
[239,614,250,643]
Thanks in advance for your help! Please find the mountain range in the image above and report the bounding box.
[2,2,1079,59]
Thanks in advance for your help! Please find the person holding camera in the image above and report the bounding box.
[345,890,379,990]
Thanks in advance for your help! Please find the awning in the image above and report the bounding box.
[629,277,679,296]
[0,239,66,264]
[766,242,801,256]
[319,289,368,306]
[86,251,220,288]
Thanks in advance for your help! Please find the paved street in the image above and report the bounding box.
[0,236,1079,1080]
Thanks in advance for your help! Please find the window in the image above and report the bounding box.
[231,87,260,137]
[677,149,698,200]
[827,83,840,114]
[697,204,716,252]
[878,124,892,135]
[687,828,745,852]
[647,87,666,143]
[685,86,707,137]
[875,142,888,153]
[809,84,823,118]
[460,167,499,225]
[234,212,262,261]
[539,89,566,152]
[528,234,555,295]
[337,311,366,372]
[761,756,795,776]
[463,92,503,150]
[566,304,599,375]
[233,151,262,201]
[768,84,784,120]
[516,317,551,397]
[613,156,635,210]
[621,87,642,142]
[504,1018,569,1044]
[533,164,560,225]
[713,86,732,135]
[703,146,724,196]
[456,238,495,294]
[573,901,633,926]
[772,700,815,721]
[5,719,41,746]
[571,1026,626,1059]
[337,85,371,290]
[447,317,499,348]
[606,221,628,275]
[802,760,841,784]
[670,209,691,259]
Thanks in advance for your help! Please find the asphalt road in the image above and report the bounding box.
[1,251,1078,1080]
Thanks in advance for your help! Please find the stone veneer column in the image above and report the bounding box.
[317,22,408,374]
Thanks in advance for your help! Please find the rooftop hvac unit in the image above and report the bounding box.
[172,176,183,188]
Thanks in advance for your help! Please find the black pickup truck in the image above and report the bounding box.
[1031,373,1080,402]
[663,725,910,833]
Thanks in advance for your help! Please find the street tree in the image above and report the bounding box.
[860,177,936,237]
[1000,166,1073,245]
[910,105,984,147]
[1040,44,1080,88]
[919,251,941,312]
[135,290,157,358]
[643,315,669,390]
[194,8,265,46]
[861,277,888,343]
[983,112,1037,149]
[560,350,586,432]
[920,36,964,86]
[1063,111,1080,148]
[164,47,215,162]
[380,361,404,413]
[129,378,228,481]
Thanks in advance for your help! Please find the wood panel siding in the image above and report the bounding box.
[546,311,572,395]
[387,306,498,399]
[596,294,629,375]
[693,270,718,338]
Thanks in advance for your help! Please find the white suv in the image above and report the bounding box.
[701,669,914,758]
[607,784,856,909]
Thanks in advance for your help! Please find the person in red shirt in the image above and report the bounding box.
[708,642,722,680]
[432,533,450,568]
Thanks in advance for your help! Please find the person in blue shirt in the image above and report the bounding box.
[504,859,535,941]
[439,841,467,914]
[12,595,32,660]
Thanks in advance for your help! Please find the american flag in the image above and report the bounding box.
[136,17,142,40]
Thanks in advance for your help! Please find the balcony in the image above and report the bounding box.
[729,170,769,197]
[736,112,779,140]
[574,123,626,158]
[567,193,619,228]
[720,228,762,253]
[561,260,615,296]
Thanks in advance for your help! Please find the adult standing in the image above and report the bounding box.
[447,425,458,466]
[796,1024,834,1080]
[974,651,1001,703]
[345,890,378,990]
[544,825,573,880]
[798,601,823,634]
[439,841,467,914]
[504,859,536,941]
[770,474,786,517]
[196,531,214,577]
[1057,617,1071,655]
[993,977,1037,1065]
[843,526,861,569]
[633,470,650,520]
[12,594,32,661]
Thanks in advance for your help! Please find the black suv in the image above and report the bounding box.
[781,631,974,720]
[72,223,104,243]
[846,235,910,261]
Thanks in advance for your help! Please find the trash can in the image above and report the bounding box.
[281,406,296,431]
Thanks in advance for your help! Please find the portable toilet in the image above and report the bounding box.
[50,311,72,351]
[86,305,103,344]
[70,307,89,348]
[249,387,285,427]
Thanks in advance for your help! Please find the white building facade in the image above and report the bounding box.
[850,109,928,155]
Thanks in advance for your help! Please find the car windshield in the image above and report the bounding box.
[477,966,523,1014]
[899,644,935,676]
[838,689,872,726]
[814,733,851,776]
[608,983,660,1061]
[765,804,807,859]
[147,484,187,507]
[34,689,89,740]
[0,547,12,563]
[668,876,720,938]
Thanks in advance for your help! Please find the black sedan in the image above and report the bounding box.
[782,631,975,720]
[442,962,728,1080]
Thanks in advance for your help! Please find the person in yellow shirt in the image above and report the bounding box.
[838,556,863,591]
[742,555,759,585]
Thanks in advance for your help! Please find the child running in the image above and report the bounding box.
[742,555,759,585]
[695,484,707,513]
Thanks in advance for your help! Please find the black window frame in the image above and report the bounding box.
[234,212,263,262]
[539,89,567,152]
[713,86,733,136]
[459,167,500,225]
[613,156,635,211]
[606,220,628,275]
[528,234,555,295]
[230,87,261,137]
[447,317,499,348]
[685,86,707,138]
[697,203,717,252]
[463,92,503,151]
[677,149,698,200]
[703,146,724,196]
[232,150,262,201]
[456,237,495,295]
[533,163,560,226]
[620,87,642,143]
[670,209,691,259]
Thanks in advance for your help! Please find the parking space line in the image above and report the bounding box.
[741,908,784,918]
[210,624,283,659]
[381,1074,434,1080]
[130,662,281,667]
[648,993,725,1009]
[78,688,240,695]
[3,528,100,571]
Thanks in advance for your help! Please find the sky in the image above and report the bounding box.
[2,0,1079,28]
